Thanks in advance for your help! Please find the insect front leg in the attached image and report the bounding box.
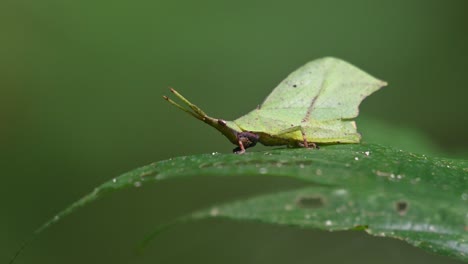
[233,132,259,154]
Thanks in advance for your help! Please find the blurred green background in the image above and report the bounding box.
[2,0,467,263]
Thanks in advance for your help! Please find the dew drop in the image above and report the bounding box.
[354,157,359,161]
[410,177,420,185]
[54,215,60,221]
[210,207,220,216]
[375,170,391,177]
[325,220,333,226]
[134,181,142,187]
[211,152,218,156]
[315,169,323,176]
[299,163,305,169]
[334,189,348,196]
[462,193,468,201]
[112,178,117,183]
[364,151,370,156]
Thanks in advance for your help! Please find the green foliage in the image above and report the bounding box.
[31,143,468,262]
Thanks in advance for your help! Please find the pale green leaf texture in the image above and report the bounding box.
[32,144,468,262]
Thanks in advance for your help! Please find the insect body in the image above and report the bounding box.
[164,57,387,154]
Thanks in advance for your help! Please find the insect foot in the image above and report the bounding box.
[233,132,260,154]
[297,141,320,149]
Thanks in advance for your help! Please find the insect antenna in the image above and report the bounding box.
[168,87,208,118]
[163,88,235,143]
[162,95,202,120]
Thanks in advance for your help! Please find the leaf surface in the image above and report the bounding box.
[32,143,468,262]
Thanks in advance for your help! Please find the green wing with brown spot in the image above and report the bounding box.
[234,57,387,143]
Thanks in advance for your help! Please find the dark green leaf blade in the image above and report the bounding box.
[22,143,468,262]
[188,184,467,261]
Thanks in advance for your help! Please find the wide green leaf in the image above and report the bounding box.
[24,143,468,262]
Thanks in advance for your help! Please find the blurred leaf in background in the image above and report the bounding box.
[1,0,467,263]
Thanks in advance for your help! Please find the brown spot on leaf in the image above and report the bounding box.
[395,201,409,215]
[296,196,325,209]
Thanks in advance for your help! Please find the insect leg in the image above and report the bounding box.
[272,126,318,149]
[299,127,318,149]
[233,132,259,154]
[301,129,309,148]
[233,140,246,154]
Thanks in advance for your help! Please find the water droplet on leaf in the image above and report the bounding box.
[462,193,468,200]
[210,207,220,216]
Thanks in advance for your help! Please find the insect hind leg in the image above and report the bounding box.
[275,126,319,149]
[298,127,319,149]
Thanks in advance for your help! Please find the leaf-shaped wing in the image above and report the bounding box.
[260,57,386,121]
[234,57,386,143]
